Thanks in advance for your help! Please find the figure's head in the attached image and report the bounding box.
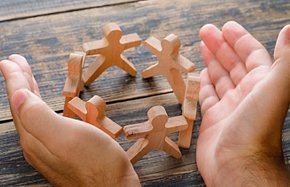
[86,95,106,118]
[148,105,168,130]
[67,52,85,78]
[161,34,181,57]
[103,22,122,42]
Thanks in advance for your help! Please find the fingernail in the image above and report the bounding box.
[11,89,29,114]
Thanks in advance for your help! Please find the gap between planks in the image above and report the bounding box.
[0,0,148,23]
[0,89,173,124]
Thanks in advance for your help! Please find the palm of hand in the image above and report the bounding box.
[196,22,289,185]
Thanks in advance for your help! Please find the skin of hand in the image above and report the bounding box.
[0,55,140,186]
[197,21,290,186]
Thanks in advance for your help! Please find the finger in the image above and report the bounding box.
[274,25,290,60]
[8,54,40,96]
[201,42,235,99]
[271,24,290,100]
[8,55,32,75]
[12,88,65,157]
[0,60,32,98]
[32,76,41,97]
[0,60,33,134]
[222,21,272,71]
[200,24,247,85]
[199,68,219,115]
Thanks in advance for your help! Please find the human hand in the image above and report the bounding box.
[0,55,140,186]
[197,21,290,186]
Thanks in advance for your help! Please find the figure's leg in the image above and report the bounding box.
[178,119,194,148]
[162,137,182,159]
[127,138,150,164]
[116,55,137,77]
[141,63,161,78]
[83,55,108,86]
[166,68,185,103]
[179,74,199,148]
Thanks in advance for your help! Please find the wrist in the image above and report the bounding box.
[214,154,290,187]
[117,172,141,187]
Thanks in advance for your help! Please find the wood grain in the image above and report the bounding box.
[0,0,290,121]
[0,0,290,186]
[0,95,289,186]
[0,0,145,22]
[0,93,200,186]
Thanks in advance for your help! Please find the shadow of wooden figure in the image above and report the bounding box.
[67,95,123,139]
[179,73,200,148]
[142,34,196,103]
[63,52,86,117]
[82,22,142,86]
[123,105,188,164]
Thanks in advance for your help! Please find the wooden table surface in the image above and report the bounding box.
[0,0,289,186]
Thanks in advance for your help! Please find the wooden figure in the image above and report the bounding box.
[67,95,123,139]
[123,105,188,164]
[63,52,85,117]
[142,34,196,103]
[179,73,200,148]
[82,22,142,86]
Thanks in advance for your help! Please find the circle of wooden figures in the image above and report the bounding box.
[62,23,200,164]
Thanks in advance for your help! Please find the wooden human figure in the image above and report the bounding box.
[63,52,85,117]
[67,95,123,139]
[123,105,188,164]
[179,73,200,148]
[142,34,196,103]
[82,22,142,86]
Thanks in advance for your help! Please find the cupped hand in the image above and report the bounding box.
[0,55,140,186]
[197,21,290,186]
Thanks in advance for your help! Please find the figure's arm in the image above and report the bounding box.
[99,117,123,139]
[144,36,162,55]
[68,97,87,121]
[175,55,196,73]
[83,39,108,55]
[165,116,188,134]
[123,122,152,139]
[121,33,142,50]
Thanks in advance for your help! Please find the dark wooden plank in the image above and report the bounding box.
[1,0,290,121]
[1,94,290,186]
[0,93,201,186]
[0,0,145,22]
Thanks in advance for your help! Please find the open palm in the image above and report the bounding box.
[196,21,290,186]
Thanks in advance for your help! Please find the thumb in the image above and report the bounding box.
[271,25,290,103]
[11,88,53,120]
[11,89,73,152]
[274,25,290,60]
[11,88,106,156]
